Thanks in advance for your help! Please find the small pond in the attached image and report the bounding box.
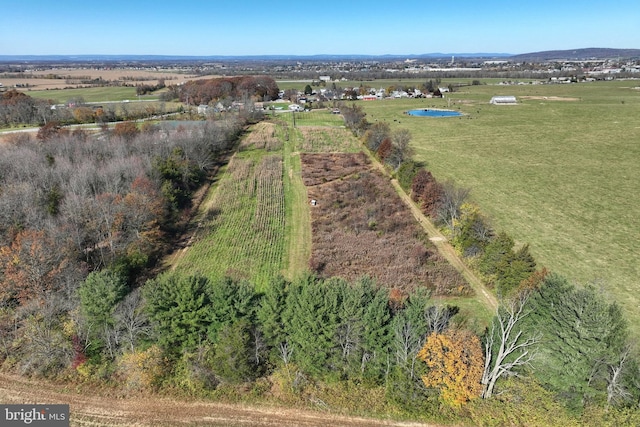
[407,109,462,117]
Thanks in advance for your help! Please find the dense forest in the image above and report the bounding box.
[0,82,639,426]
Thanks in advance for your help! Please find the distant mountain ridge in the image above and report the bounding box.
[0,48,638,63]
[510,48,640,61]
[0,53,511,62]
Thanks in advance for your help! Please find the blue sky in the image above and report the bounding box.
[2,1,639,56]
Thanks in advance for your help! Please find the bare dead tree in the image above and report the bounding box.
[481,292,540,399]
[606,344,633,407]
[424,304,453,335]
[437,180,471,229]
[114,288,150,353]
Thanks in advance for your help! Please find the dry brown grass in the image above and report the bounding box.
[302,153,470,296]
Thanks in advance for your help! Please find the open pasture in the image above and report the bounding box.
[361,80,640,326]
[25,86,141,103]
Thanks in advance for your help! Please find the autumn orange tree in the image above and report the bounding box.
[113,121,139,141]
[0,229,63,304]
[417,329,483,406]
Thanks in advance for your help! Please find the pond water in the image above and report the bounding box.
[407,109,462,117]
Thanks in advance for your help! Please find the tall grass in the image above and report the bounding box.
[174,147,287,290]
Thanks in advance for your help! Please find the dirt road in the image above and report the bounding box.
[365,151,498,312]
[0,373,440,427]
[390,178,498,311]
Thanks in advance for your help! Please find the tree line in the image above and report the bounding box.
[0,90,174,128]
[0,116,244,356]
[166,76,280,105]
[71,268,640,419]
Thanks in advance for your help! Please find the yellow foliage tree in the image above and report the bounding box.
[73,106,95,123]
[417,329,483,406]
[117,345,164,390]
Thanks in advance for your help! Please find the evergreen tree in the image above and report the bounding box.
[211,319,261,383]
[207,277,258,342]
[522,274,629,410]
[392,287,431,377]
[257,276,291,363]
[359,282,392,383]
[79,269,127,327]
[495,244,536,296]
[478,231,514,276]
[78,269,128,357]
[335,277,367,376]
[396,160,422,191]
[286,275,341,377]
[143,274,213,354]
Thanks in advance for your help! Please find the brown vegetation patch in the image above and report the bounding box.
[303,153,470,296]
[300,152,370,186]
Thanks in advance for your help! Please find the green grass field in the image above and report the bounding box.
[25,86,142,103]
[271,108,348,128]
[173,123,299,291]
[360,80,640,329]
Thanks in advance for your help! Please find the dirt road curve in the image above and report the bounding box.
[0,373,438,427]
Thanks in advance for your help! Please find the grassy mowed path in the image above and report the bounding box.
[280,123,312,280]
[362,80,640,330]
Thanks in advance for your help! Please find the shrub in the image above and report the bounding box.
[117,345,165,391]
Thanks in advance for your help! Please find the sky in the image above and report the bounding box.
[2,0,639,56]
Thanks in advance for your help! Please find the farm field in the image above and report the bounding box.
[360,79,640,330]
[172,123,288,290]
[169,114,487,320]
[25,86,142,103]
[1,67,205,91]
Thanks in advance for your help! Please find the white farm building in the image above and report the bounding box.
[490,95,517,105]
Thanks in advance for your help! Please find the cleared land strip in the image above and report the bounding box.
[0,373,438,427]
